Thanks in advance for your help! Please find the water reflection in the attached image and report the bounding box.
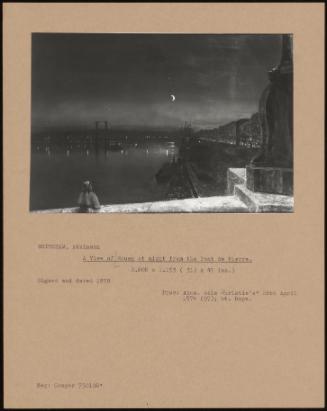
[30,140,179,210]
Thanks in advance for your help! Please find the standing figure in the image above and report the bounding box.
[77,181,101,213]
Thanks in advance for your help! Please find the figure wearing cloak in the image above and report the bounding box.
[77,181,101,213]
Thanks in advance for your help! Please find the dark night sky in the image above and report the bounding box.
[32,34,282,130]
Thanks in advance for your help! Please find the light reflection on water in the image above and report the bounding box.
[30,141,179,210]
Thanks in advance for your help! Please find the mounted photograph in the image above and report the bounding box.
[30,33,293,213]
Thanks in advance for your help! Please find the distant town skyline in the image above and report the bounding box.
[32,34,282,129]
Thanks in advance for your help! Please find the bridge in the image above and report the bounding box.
[32,168,293,214]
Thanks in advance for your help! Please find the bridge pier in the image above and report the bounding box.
[95,120,110,152]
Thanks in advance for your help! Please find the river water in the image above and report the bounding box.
[30,141,179,211]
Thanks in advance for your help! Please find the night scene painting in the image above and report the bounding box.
[30,34,294,213]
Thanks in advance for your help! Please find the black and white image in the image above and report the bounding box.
[30,33,293,213]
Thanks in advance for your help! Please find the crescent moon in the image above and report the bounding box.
[170,94,176,102]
